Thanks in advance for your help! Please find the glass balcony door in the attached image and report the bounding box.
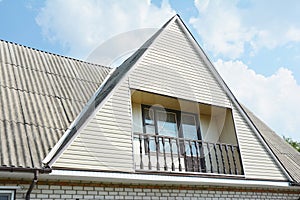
[142,105,201,154]
[143,107,179,153]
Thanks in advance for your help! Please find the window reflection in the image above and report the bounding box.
[142,106,200,155]
[157,110,178,137]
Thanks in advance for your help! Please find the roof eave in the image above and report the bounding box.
[0,166,52,174]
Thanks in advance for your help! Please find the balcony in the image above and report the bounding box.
[131,90,243,176]
[134,132,243,175]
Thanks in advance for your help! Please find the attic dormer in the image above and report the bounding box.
[50,15,289,182]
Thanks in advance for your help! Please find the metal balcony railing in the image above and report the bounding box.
[134,132,243,175]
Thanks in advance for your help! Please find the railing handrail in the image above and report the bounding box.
[133,131,243,175]
[133,132,239,148]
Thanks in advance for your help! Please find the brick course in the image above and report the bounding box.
[1,179,299,200]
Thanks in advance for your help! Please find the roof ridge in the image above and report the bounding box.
[0,39,112,70]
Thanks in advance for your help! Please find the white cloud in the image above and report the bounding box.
[36,0,175,60]
[190,0,253,59]
[190,0,300,59]
[215,59,300,141]
[286,27,300,42]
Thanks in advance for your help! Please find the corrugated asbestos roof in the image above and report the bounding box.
[0,16,299,184]
[0,39,111,169]
[243,106,300,183]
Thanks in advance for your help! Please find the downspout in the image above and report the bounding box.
[0,167,52,199]
[25,170,39,200]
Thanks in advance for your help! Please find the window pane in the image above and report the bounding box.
[156,110,178,138]
[145,125,155,134]
[144,108,154,125]
[182,114,198,156]
[143,108,156,152]
[0,194,10,200]
[182,114,198,140]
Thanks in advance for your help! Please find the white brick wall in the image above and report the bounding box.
[2,182,299,200]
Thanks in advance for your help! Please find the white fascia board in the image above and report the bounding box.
[50,170,291,188]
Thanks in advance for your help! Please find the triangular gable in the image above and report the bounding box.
[46,15,291,181]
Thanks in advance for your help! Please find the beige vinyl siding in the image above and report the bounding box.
[54,79,134,172]
[53,17,287,180]
[232,105,287,180]
[128,19,287,180]
[129,20,231,108]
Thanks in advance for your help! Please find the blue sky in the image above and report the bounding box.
[0,0,299,141]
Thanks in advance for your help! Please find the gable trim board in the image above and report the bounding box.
[42,15,292,182]
[42,16,172,168]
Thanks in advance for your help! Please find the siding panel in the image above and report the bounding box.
[232,105,286,180]
[54,79,134,172]
[129,20,231,108]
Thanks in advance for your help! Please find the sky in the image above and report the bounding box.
[0,0,299,141]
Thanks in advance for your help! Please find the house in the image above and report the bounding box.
[0,14,299,200]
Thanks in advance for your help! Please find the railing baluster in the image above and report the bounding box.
[147,135,151,170]
[194,141,200,172]
[162,137,168,171]
[133,132,242,175]
[206,143,213,173]
[236,146,241,175]
[188,140,194,172]
[231,145,238,175]
[169,138,175,171]
[225,144,232,174]
[176,138,182,171]
[213,143,220,174]
[200,141,206,172]
[139,134,144,170]
[235,146,244,174]
[183,140,188,171]
[155,135,160,170]
[219,144,226,174]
